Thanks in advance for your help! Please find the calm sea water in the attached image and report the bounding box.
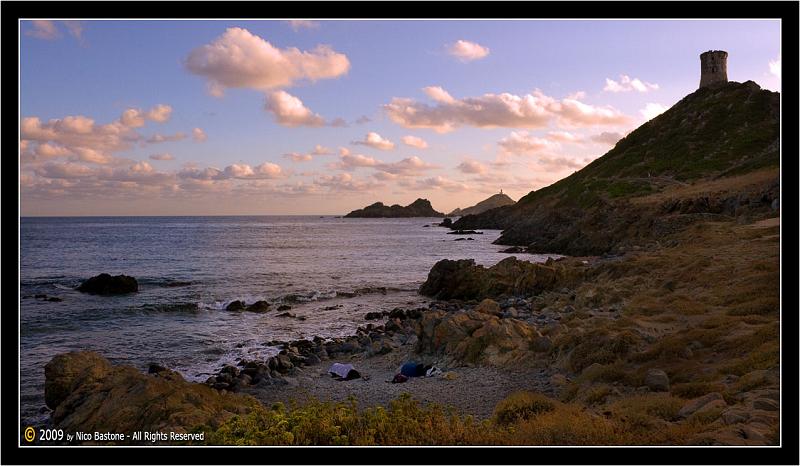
[19,216,554,427]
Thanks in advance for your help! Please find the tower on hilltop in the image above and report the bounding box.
[699,50,728,89]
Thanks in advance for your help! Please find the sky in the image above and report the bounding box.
[19,19,782,216]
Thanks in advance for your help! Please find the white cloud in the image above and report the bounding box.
[146,104,173,122]
[498,131,559,155]
[769,55,781,78]
[286,20,320,31]
[62,21,84,40]
[384,87,630,132]
[456,159,488,175]
[186,27,350,95]
[352,132,395,151]
[21,106,174,166]
[604,75,659,93]
[26,20,60,40]
[401,135,428,149]
[378,156,438,175]
[223,162,284,179]
[265,90,325,127]
[446,40,490,62]
[147,132,186,143]
[640,103,668,121]
[192,128,207,142]
[545,131,583,143]
[422,86,456,104]
[284,152,313,162]
[333,152,381,170]
[311,144,332,155]
[590,131,624,145]
[149,153,174,161]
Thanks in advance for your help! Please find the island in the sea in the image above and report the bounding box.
[448,192,516,217]
[344,198,445,218]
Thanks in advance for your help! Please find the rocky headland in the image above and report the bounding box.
[448,192,516,217]
[344,198,445,218]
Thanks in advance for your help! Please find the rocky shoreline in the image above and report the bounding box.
[38,208,780,446]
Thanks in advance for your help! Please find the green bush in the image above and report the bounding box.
[493,391,556,425]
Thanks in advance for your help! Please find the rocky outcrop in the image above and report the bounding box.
[77,274,138,295]
[344,198,445,218]
[448,193,516,217]
[43,352,259,443]
[415,309,543,366]
[419,257,587,300]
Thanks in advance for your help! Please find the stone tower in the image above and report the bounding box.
[699,50,728,88]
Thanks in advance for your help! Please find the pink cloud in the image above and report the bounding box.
[352,132,395,151]
[186,27,350,95]
[446,40,490,62]
[401,135,428,149]
[265,90,325,127]
[384,87,629,133]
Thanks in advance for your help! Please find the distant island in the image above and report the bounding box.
[448,192,516,217]
[344,198,445,218]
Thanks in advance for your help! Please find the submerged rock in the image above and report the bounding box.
[77,274,138,295]
[246,301,271,313]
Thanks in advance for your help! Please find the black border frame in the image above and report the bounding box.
[2,2,797,464]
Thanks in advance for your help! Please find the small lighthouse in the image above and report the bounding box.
[699,50,728,89]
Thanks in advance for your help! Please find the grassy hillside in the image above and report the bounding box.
[453,81,780,254]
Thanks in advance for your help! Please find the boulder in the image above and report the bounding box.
[678,392,725,418]
[645,369,670,392]
[245,301,271,313]
[226,300,246,312]
[415,310,541,366]
[43,352,259,441]
[419,257,586,301]
[77,274,138,295]
[474,299,502,316]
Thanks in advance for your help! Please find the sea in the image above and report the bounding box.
[19,216,556,428]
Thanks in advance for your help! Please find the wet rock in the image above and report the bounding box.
[77,274,138,295]
[245,301,271,313]
[226,300,246,312]
[276,312,296,318]
[645,369,670,392]
[365,311,384,320]
[277,304,292,311]
[447,230,483,235]
[439,218,453,227]
[500,246,527,253]
[147,363,169,374]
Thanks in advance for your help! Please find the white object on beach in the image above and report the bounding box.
[426,367,442,377]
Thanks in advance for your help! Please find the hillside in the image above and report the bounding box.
[448,193,516,217]
[452,81,780,255]
[345,198,445,218]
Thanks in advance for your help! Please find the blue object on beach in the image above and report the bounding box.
[400,362,425,377]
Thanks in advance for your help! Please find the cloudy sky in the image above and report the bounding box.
[20,19,781,216]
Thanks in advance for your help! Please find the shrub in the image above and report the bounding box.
[493,391,556,425]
